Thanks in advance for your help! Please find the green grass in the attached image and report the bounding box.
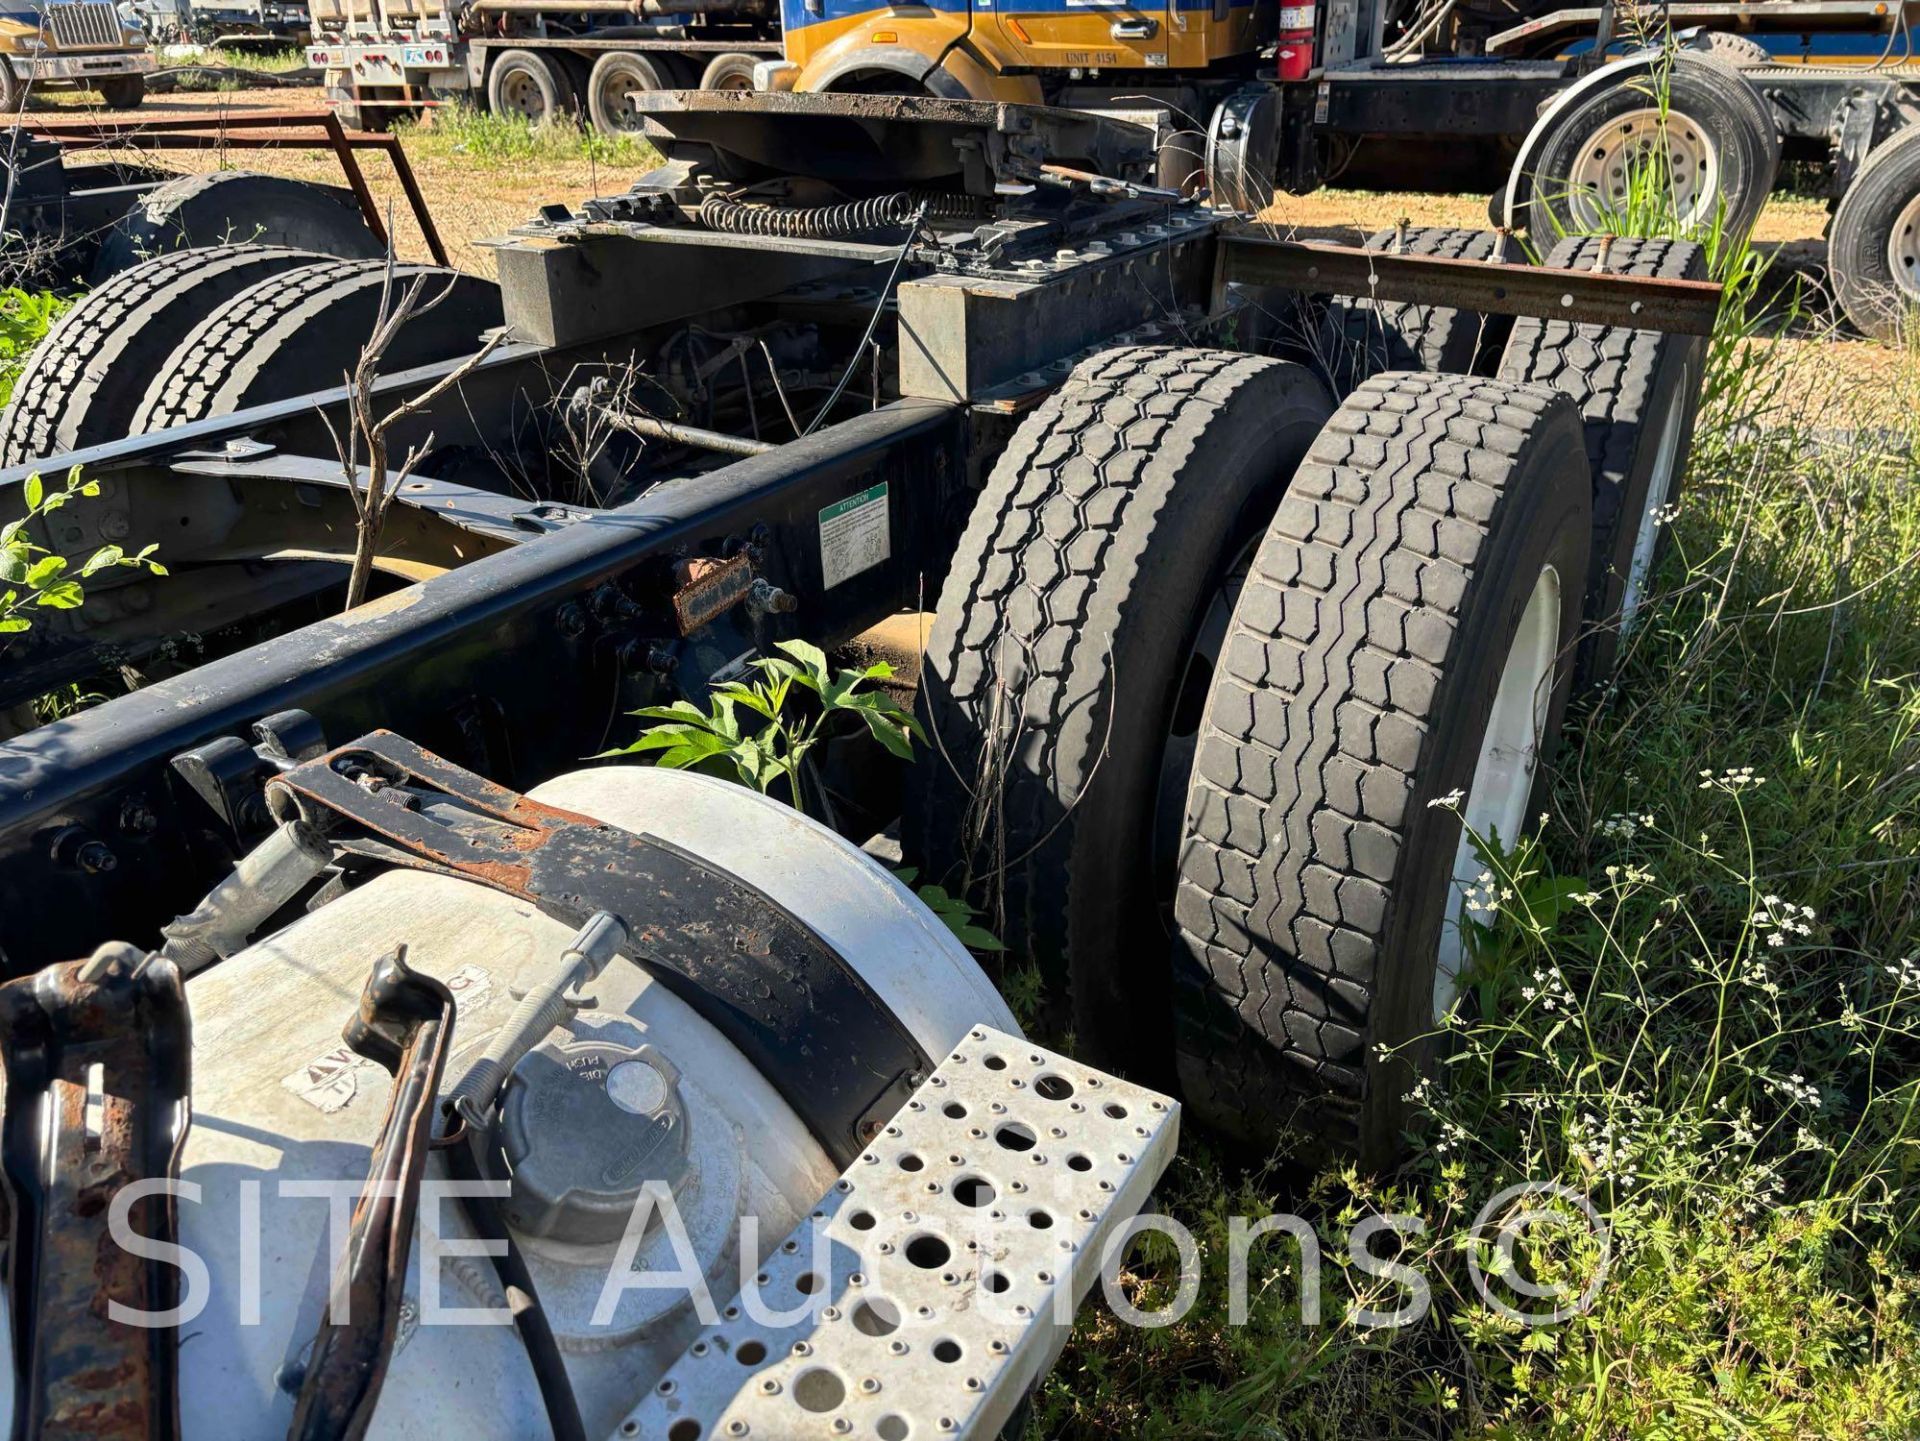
[392,103,658,169]
[203,44,308,74]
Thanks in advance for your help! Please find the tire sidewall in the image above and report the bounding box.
[489,50,570,125]
[1529,62,1773,240]
[1830,129,1920,341]
[700,52,760,91]
[588,51,670,133]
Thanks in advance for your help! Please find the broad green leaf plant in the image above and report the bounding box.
[2,469,167,635]
[603,638,920,807]
[605,638,1007,953]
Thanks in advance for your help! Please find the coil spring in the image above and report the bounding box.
[697,190,983,240]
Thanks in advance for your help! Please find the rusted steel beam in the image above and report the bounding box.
[19,110,447,267]
[1218,228,1725,335]
[0,945,191,1441]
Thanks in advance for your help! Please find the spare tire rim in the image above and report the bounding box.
[1889,189,1920,302]
[1621,363,1688,631]
[597,65,654,130]
[1435,563,1561,1021]
[497,67,548,122]
[1565,107,1720,232]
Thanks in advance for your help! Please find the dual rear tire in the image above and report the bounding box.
[0,250,502,466]
[915,261,1705,1158]
[911,348,1607,1163]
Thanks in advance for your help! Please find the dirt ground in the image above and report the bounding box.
[38,81,1909,403]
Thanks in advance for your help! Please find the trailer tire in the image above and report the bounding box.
[1498,235,1707,688]
[0,246,329,467]
[129,261,504,433]
[1521,54,1778,241]
[1684,31,1772,67]
[586,51,673,134]
[700,52,761,92]
[1829,126,1920,343]
[1312,225,1518,396]
[1171,372,1589,1162]
[97,75,144,110]
[488,48,577,127]
[91,171,382,282]
[908,347,1333,1068]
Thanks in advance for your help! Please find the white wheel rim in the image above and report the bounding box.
[1620,363,1687,630]
[1890,190,1920,302]
[1566,107,1720,231]
[1435,564,1562,1020]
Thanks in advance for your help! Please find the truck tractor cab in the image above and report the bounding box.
[0,0,153,109]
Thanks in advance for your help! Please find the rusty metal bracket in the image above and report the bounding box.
[1216,228,1725,335]
[287,946,453,1441]
[19,110,449,268]
[265,731,932,1166]
[0,944,191,1441]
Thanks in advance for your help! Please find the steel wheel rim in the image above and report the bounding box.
[1620,363,1688,631]
[1566,106,1720,231]
[1435,563,1561,1020]
[498,68,546,122]
[598,67,652,130]
[1889,189,1920,302]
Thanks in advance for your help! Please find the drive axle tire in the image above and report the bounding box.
[97,75,145,110]
[488,48,577,126]
[130,260,503,433]
[1829,126,1920,343]
[1313,225,1519,396]
[587,51,671,134]
[1498,235,1708,687]
[699,51,761,92]
[1523,54,1779,242]
[91,171,383,282]
[0,246,328,466]
[908,347,1333,1068]
[1171,372,1590,1163]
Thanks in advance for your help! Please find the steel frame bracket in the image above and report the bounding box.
[0,945,192,1441]
[265,730,934,1166]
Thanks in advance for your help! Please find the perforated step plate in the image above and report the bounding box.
[617,1025,1179,1441]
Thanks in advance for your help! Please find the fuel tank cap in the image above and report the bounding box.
[497,1012,692,1245]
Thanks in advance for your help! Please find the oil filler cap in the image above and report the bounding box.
[498,1017,691,1244]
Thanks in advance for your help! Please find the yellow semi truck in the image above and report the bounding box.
[0,0,152,109]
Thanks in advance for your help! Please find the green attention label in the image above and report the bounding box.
[819,482,890,589]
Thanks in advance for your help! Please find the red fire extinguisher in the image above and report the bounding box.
[1277,1,1315,79]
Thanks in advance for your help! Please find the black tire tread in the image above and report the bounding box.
[1172,372,1584,1151]
[0,245,326,466]
[1498,235,1706,681]
[1320,225,1516,391]
[912,345,1326,1032]
[131,262,493,433]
